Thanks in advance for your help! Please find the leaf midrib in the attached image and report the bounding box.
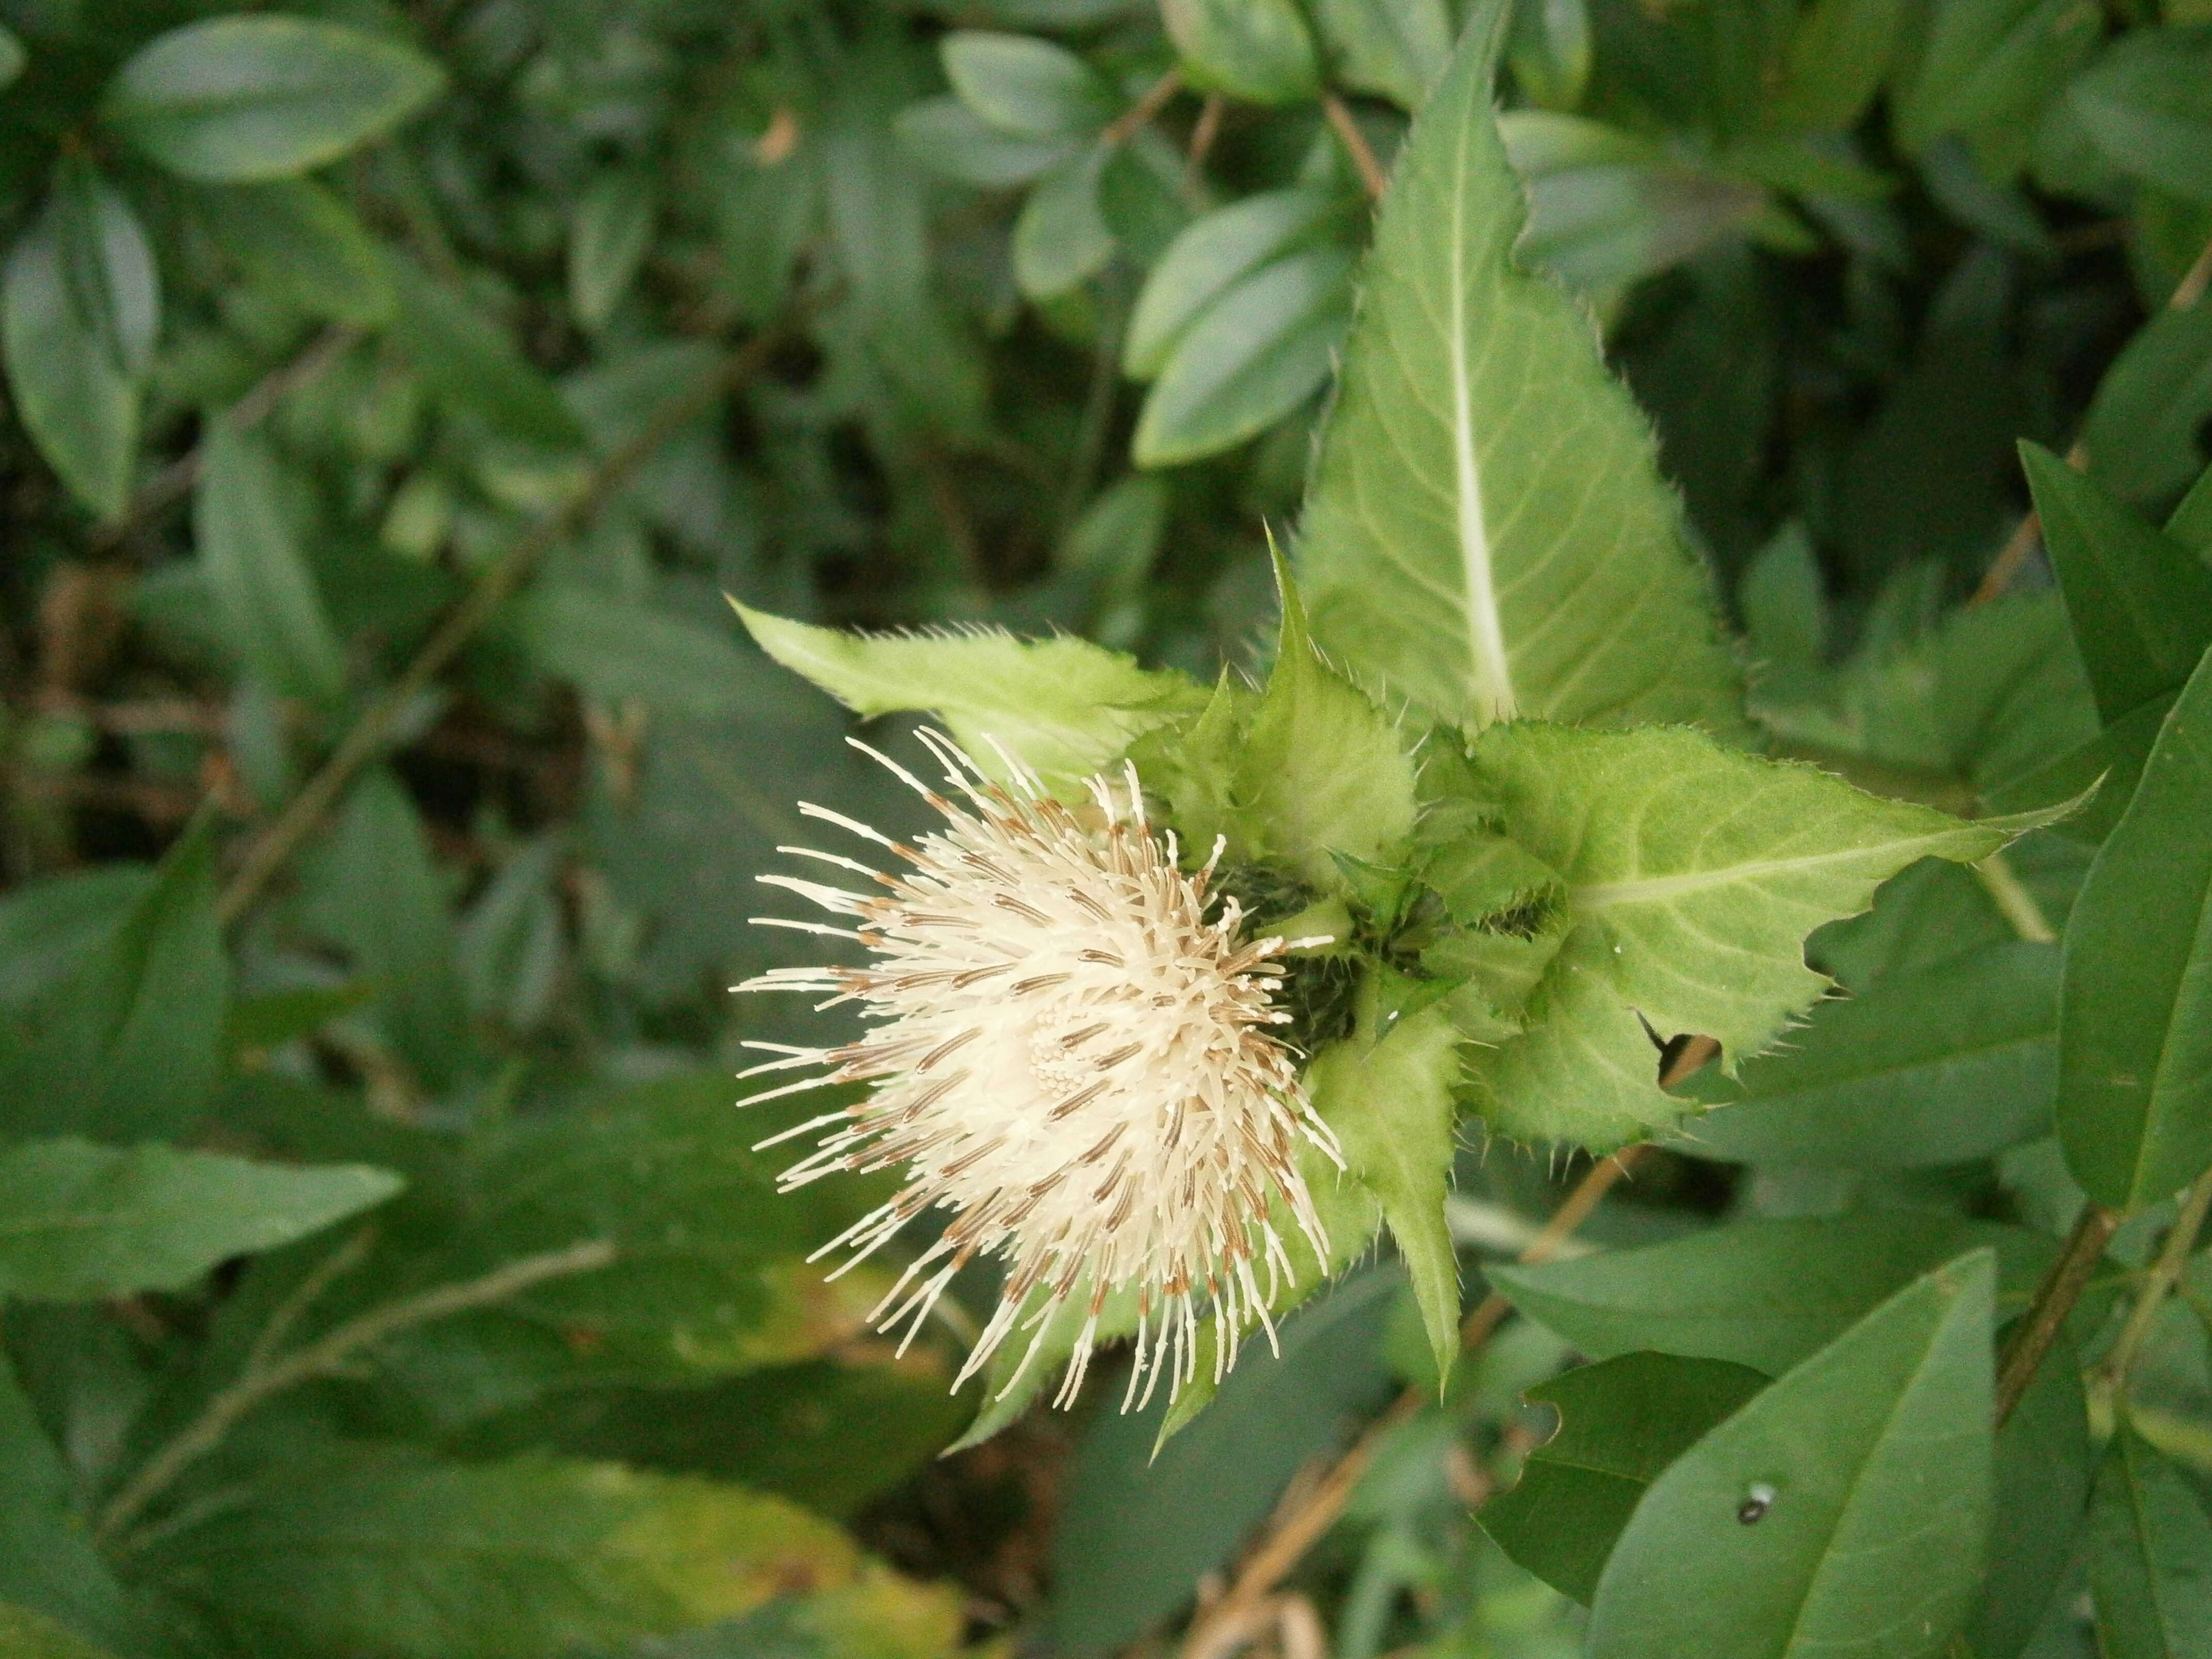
[1572,827,1982,911]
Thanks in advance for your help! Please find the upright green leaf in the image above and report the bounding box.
[2079,299,2212,511]
[2057,643,2212,1211]
[2069,26,2212,206]
[1586,1252,1995,1659]
[2090,1426,2212,1658]
[2021,442,2212,727]
[1482,1352,1769,1605]
[2,202,138,519]
[196,425,349,706]
[0,1139,399,1300]
[1161,0,1322,105]
[103,16,447,182]
[0,1359,144,1655]
[388,255,586,451]
[1297,19,1741,734]
[193,180,395,326]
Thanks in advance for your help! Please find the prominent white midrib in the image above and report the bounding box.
[1446,129,1516,726]
[1572,831,1974,910]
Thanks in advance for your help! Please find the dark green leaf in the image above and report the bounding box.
[0,1602,120,1659]
[570,168,658,331]
[1482,1352,1768,1604]
[1895,0,2100,163]
[104,16,447,182]
[0,25,23,92]
[224,981,380,1058]
[0,1138,400,1300]
[0,867,152,1012]
[389,255,586,451]
[2057,642,2212,1211]
[192,180,396,326]
[2079,296,2212,511]
[196,424,349,706]
[2,200,138,519]
[1761,0,1907,134]
[940,31,1114,138]
[2090,1425,2212,1658]
[1972,1344,2091,1659]
[2070,26,2212,206]
[1160,0,1322,105]
[0,1358,145,1656]
[1586,1251,1994,1659]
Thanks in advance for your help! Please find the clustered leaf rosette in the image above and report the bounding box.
[737,727,1343,1413]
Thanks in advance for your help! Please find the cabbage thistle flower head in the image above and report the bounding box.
[737,730,1340,1411]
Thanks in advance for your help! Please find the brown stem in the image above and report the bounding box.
[1995,1201,2119,1428]
[1103,69,1183,147]
[1322,92,1387,201]
[2102,1165,2212,1394]
[212,321,792,928]
[1184,94,1225,192]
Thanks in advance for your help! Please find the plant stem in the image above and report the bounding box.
[1995,1201,2119,1428]
[213,323,790,928]
[1103,69,1182,147]
[2102,1165,2212,1394]
[1974,849,2055,944]
[1322,92,1387,200]
[96,1238,616,1547]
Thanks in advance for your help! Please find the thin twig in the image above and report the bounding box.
[96,1238,617,1546]
[213,322,792,928]
[2102,1166,2212,1395]
[90,326,362,551]
[1184,94,1225,195]
[1995,1201,2119,1429]
[1103,69,1183,147]
[1974,849,2055,945]
[241,1225,377,1376]
[1322,92,1387,201]
[1176,1145,1648,1657]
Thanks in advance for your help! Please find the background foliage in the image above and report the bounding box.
[4,0,2212,1656]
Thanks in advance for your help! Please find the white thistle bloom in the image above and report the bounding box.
[736,729,1341,1412]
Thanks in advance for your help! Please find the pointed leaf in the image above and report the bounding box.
[196,424,349,705]
[567,168,657,331]
[1586,1251,1995,1659]
[2057,643,2212,1211]
[1297,21,1740,734]
[2068,26,2212,206]
[2090,1425,2212,1658]
[1012,144,1115,300]
[49,156,158,379]
[2079,286,2212,511]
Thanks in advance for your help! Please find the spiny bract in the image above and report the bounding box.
[736,729,1340,1412]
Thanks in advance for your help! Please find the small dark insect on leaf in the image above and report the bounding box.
[1737,1483,1777,1524]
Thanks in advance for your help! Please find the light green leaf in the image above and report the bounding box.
[2,200,138,519]
[568,168,658,331]
[1894,0,2100,162]
[1012,144,1115,299]
[0,1358,145,1656]
[734,603,1207,792]
[940,31,1114,139]
[0,1139,400,1300]
[1297,22,1741,735]
[2069,25,2212,206]
[1161,0,1322,105]
[1309,997,1461,1379]
[2090,1426,2212,1658]
[2057,643,2212,1212]
[192,180,396,326]
[196,424,349,706]
[1124,187,1352,381]
[104,15,447,182]
[1313,0,1452,110]
[896,96,1074,188]
[1586,1251,1994,1659]
[1132,245,1354,468]
[1974,1348,2091,1659]
[1459,722,2013,1148]
[1490,1212,2062,1376]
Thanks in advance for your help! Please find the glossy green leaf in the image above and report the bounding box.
[1313,0,1452,110]
[1012,144,1115,299]
[1894,0,2100,160]
[1762,0,1907,134]
[104,15,446,182]
[1132,244,1353,466]
[2090,1425,2212,1658]
[2069,25,2212,206]
[192,180,395,326]
[1676,941,2058,1170]
[1491,1213,2055,1375]
[568,168,658,331]
[735,603,1207,792]
[1123,187,1350,380]
[1,201,138,519]
[1458,721,2016,1148]
[0,1358,144,1655]
[2057,643,2212,1211]
[1297,22,1741,735]
[1160,0,1322,105]
[2021,442,2212,727]
[1482,1352,1769,1605]
[2079,297,2212,511]
[1586,1251,1995,1659]
[940,31,1114,138]
[196,424,349,706]
[0,1139,399,1300]
[389,255,585,451]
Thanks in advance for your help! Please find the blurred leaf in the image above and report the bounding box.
[389,254,587,451]
[1,824,228,1144]
[2022,442,2212,728]
[1298,24,1742,735]
[2169,462,2212,555]
[456,840,564,1033]
[49,156,158,381]
[736,604,1207,792]
[1049,1268,1400,1657]
[940,31,1115,138]
[1675,941,2058,1170]
[1482,1352,1768,1604]
[103,15,447,182]
[1895,0,2100,163]
[2057,643,2212,1211]
[1012,143,1116,299]
[1762,0,1907,134]
[193,180,395,326]
[1491,1212,2064,1375]
[0,1602,120,1659]
[0,867,152,1012]
[2070,25,2212,206]
[894,96,1073,187]
[1458,721,2016,1148]
[0,1138,399,1300]
[512,587,761,719]
[196,424,349,706]
[2079,296,2212,511]
[2089,1425,2212,1658]
[1161,0,1322,105]
[1132,243,1354,466]
[569,168,659,331]
[144,1445,956,1659]
[1123,186,1351,379]
[1314,0,1453,110]
[0,1357,145,1656]
[1972,1345,2091,1659]
[1586,1252,1994,1659]
[0,25,21,92]
[224,982,380,1059]
[2,196,138,519]
[1506,0,1591,110]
